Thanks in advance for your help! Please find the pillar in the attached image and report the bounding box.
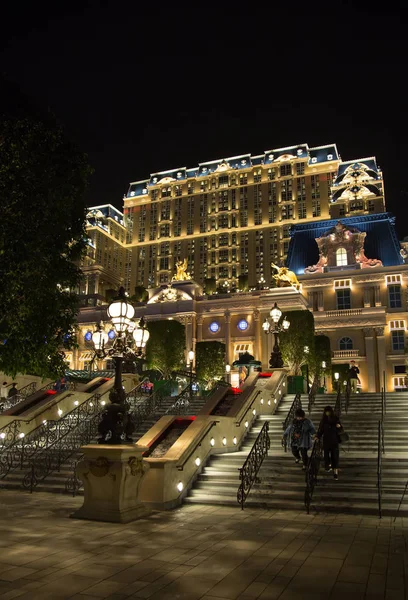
[317,290,324,311]
[374,286,381,307]
[363,327,376,392]
[253,309,261,362]
[94,275,100,295]
[196,315,203,343]
[225,310,231,365]
[375,327,386,392]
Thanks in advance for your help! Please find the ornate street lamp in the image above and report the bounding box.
[262,302,290,368]
[93,287,150,445]
[304,345,310,393]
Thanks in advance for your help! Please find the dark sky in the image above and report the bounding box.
[2,2,408,236]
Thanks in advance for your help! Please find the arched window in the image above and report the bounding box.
[336,247,348,266]
[339,337,353,350]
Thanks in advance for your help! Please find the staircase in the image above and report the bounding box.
[186,391,408,516]
[0,385,213,494]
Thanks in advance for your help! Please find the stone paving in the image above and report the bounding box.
[0,492,407,599]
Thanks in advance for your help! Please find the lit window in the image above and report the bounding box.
[336,289,351,310]
[336,248,348,266]
[237,319,249,331]
[339,337,353,350]
[391,330,405,351]
[388,285,402,308]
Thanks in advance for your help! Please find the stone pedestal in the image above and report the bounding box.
[72,444,150,523]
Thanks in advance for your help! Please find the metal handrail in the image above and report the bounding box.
[282,393,302,452]
[17,381,38,400]
[377,420,384,518]
[344,380,351,414]
[334,386,342,418]
[307,379,318,413]
[237,420,270,510]
[305,437,323,514]
[0,390,103,481]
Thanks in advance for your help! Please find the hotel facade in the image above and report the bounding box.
[73,143,407,393]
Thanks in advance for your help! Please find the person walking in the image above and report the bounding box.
[317,405,342,480]
[283,408,316,469]
[348,361,360,393]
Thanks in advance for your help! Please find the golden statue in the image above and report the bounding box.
[172,258,192,281]
[271,263,301,290]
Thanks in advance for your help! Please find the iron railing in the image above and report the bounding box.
[334,386,342,418]
[344,380,351,414]
[22,399,103,493]
[17,381,38,401]
[282,393,302,452]
[237,420,270,510]
[305,436,323,514]
[307,379,318,414]
[377,419,384,518]
[0,391,103,481]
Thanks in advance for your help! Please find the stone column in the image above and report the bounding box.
[375,326,387,392]
[253,309,261,362]
[94,275,100,295]
[317,290,324,311]
[374,286,381,307]
[363,328,376,392]
[225,310,231,365]
[73,444,150,523]
[196,315,203,343]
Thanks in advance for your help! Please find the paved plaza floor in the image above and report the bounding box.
[0,492,407,599]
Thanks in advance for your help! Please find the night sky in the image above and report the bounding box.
[2,3,408,236]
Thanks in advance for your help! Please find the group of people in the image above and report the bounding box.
[283,406,343,480]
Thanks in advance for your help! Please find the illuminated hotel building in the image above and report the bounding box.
[123,144,385,290]
[75,143,408,392]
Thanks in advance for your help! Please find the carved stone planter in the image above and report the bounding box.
[72,444,150,523]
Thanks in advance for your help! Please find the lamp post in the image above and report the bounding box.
[304,345,310,394]
[225,363,231,384]
[322,360,327,391]
[188,349,195,402]
[262,302,290,368]
[92,287,150,444]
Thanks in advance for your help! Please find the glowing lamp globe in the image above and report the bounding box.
[270,302,282,323]
[108,287,135,333]
[188,349,195,363]
[133,317,149,349]
[262,319,270,333]
[92,328,109,352]
[282,317,290,330]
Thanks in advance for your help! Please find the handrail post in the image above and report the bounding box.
[383,371,386,414]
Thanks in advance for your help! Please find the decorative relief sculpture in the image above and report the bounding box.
[271,263,301,290]
[172,259,192,281]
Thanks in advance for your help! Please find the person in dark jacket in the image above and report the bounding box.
[283,408,315,469]
[7,383,18,398]
[317,405,342,480]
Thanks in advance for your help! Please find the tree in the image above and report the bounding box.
[145,320,185,378]
[0,79,92,378]
[204,278,216,295]
[131,285,148,303]
[308,335,332,391]
[280,310,315,375]
[196,341,226,385]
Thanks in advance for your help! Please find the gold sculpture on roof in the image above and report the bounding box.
[271,263,301,290]
[172,258,192,281]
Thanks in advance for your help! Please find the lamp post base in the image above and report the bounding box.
[72,445,150,523]
[269,352,284,369]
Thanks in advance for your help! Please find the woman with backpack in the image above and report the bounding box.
[317,405,342,480]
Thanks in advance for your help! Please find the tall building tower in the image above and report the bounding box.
[107,143,383,293]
